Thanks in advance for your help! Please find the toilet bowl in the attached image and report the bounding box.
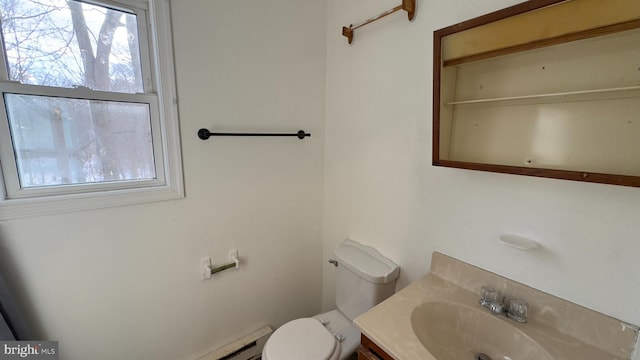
[262,309,359,360]
[262,240,400,360]
[261,318,339,360]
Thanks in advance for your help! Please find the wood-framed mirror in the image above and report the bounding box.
[433,0,640,187]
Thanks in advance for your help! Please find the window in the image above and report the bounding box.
[0,0,183,219]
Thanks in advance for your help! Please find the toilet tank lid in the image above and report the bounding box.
[334,239,400,283]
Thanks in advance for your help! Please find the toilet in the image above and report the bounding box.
[262,239,400,360]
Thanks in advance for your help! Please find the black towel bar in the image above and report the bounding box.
[197,128,310,140]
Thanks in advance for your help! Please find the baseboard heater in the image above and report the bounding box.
[197,326,272,360]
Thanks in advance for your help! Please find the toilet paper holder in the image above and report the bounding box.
[201,249,240,280]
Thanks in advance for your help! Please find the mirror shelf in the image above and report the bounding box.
[445,86,640,106]
[433,0,640,187]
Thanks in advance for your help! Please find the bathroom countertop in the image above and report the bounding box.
[353,253,638,360]
[353,273,454,360]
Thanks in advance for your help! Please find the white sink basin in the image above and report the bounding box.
[410,301,553,360]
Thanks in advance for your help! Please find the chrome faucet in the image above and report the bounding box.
[480,286,528,323]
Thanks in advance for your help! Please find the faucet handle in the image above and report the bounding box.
[480,286,502,306]
[508,298,528,323]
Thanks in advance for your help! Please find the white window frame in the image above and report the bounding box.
[0,0,184,220]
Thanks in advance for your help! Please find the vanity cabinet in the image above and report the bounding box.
[433,0,640,187]
[358,334,395,360]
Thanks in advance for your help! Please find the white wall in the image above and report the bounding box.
[323,0,640,334]
[0,0,326,359]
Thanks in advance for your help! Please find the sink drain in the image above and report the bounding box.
[474,353,492,360]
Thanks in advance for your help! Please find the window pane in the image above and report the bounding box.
[5,93,156,188]
[0,0,143,93]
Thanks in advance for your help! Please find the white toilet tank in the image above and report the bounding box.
[333,240,400,320]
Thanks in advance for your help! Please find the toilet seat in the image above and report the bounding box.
[262,318,340,360]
